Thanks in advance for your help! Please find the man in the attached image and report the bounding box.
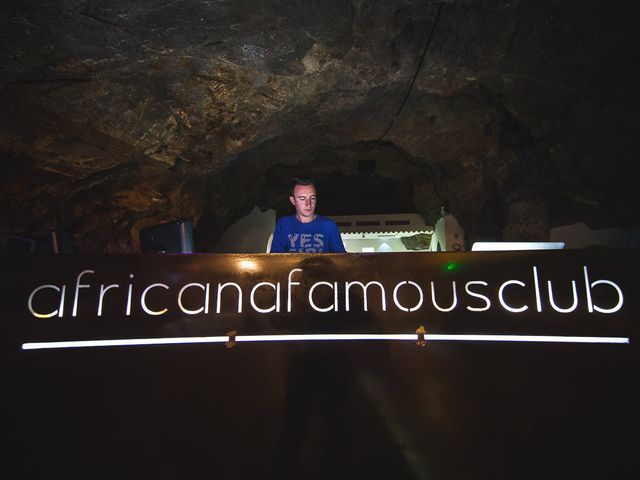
[270,177,346,253]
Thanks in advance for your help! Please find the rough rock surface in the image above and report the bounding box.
[0,0,636,251]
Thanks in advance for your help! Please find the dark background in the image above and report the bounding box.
[1,0,638,252]
[2,250,639,479]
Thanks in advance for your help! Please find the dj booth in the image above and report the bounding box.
[1,250,638,478]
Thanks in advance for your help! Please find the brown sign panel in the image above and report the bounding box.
[1,250,638,478]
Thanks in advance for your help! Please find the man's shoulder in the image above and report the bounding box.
[275,215,339,233]
[315,215,341,232]
[315,215,337,225]
[277,215,336,225]
[275,215,296,226]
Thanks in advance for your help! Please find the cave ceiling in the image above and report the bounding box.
[0,0,636,252]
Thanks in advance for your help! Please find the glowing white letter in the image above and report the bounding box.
[498,280,528,313]
[250,282,280,313]
[98,284,119,316]
[533,266,542,312]
[430,281,458,312]
[583,266,624,313]
[178,283,210,315]
[28,284,66,318]
[72,269,95,317]
[465,281,491,312]
[547,281,578,313]
[287,268,302,312]
[141,283,169,315]
[393,281,424,312]
[345,281,386,312]
[309,281,336,312]
[217,283,243,313]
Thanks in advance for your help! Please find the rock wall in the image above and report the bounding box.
[1,0,636,251]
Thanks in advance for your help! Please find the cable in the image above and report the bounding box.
[380,2,445,140]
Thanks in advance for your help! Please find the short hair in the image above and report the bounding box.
[289,177,315,196]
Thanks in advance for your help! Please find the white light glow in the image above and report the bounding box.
[21,333,629,350]
[471,242,565,251]
[377,242,392,252]
[238,259,258,271]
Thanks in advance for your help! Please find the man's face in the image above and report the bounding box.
[290,184,317,222]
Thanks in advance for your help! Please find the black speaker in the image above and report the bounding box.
[49,231,75,253]
[0,232,75,254]
[139,220,194,253]
[0,234,35,253]
[630,227,640,248]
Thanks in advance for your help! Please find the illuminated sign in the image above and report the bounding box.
[2,250,638,478]
[1,250,636,350]
[23,265,625,318]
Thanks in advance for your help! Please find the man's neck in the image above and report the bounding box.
[296,214,316,224]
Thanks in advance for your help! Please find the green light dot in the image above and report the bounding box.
[445,262,458,272]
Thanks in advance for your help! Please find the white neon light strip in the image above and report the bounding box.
[471,241,565,251]
[21,333,629,350]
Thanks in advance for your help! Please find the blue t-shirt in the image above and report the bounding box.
[270,215,346,253]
